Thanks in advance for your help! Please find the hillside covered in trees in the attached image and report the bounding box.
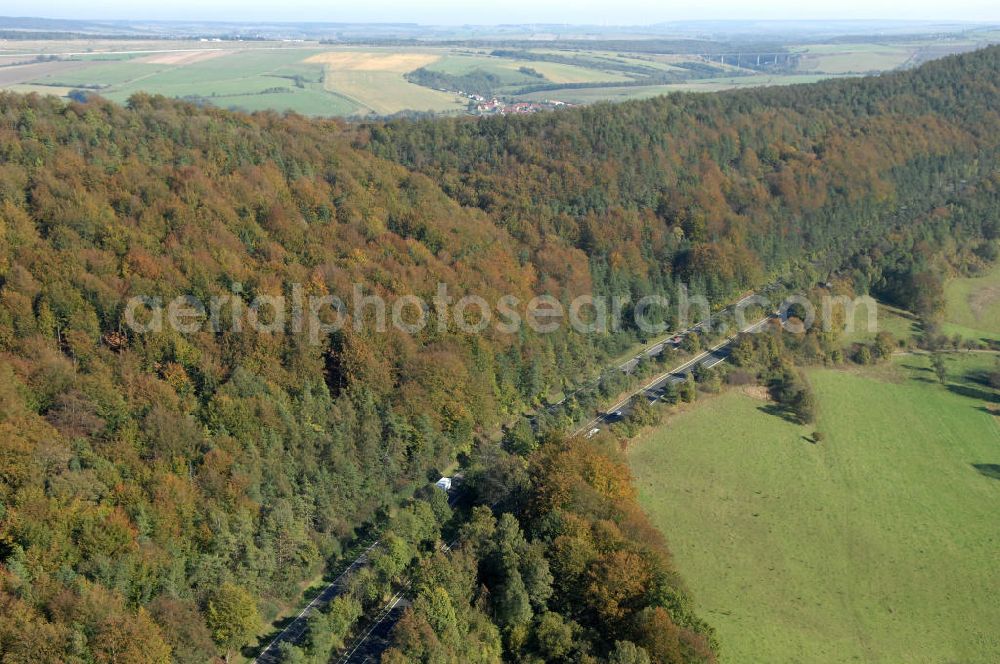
[0,46,998,662]
[367,47,1000,314]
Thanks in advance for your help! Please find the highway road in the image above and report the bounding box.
[573,312,775,438]
[335,592,410,664]
[252,486,462,663]
[541,291,771,419]
[334,537,460,664]
[339,305,779,664]
[252,541,381,664]
[256,292,777,663]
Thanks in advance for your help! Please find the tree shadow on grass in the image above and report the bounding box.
[946,383,999,403]
[962,368,1000,390]
[972,463,1000,480]
[757,404,800,425]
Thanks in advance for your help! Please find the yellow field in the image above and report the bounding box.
[304,51,439,73]
[322,70,466,116]
[305,51,457,114]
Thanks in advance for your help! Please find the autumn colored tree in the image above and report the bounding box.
[91,608,172,664]
[1,44,999,663]
[205,582,260,662]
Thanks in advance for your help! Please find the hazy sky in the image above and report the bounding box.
[5,0,1000,24]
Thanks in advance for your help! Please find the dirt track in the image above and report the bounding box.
[136,50,232,65]
[304,51,439,72]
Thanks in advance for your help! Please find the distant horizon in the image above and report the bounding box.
[1,1,998,28]
[2,16,999,27]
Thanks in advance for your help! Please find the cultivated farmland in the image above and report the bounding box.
[1,31,996,116]
[307,50,467,115]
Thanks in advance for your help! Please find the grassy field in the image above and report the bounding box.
[208,88,359,117]
[323,70,467,115]
[791,43,918,73]
[424,54,533,81]
[33,59,168,87]
[520,73,841,103]
[629,355,1000,663]
[422,52,632,90]
[512,60,631,84]
[0,59,91,86]
[943,262,1000,342]
[838,262,1000,347]
[841,301,919,345]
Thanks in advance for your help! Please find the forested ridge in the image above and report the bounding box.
[367,46,1000,306]
[0,47,997,663]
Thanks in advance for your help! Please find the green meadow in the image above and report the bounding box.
[791,43,918,73]
[629,354,1000,663]
[943,262,1000,342]
[841,301,919,345]
[519,73,843,103]
[426,53,632,87]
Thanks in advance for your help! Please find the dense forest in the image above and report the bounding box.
[0,46,998,663]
